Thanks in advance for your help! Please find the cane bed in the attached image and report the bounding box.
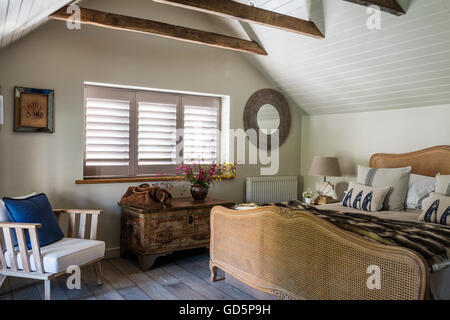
[209,146,450,300]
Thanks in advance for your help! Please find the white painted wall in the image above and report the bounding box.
[300,104,450,197]
[0,0,302,256]
[222,0,450,115]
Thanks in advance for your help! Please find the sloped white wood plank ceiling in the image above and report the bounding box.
[227,0,450,114]
[0,0,72,49]
[1,0,450,115]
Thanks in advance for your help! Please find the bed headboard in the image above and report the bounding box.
[369,145,450,177]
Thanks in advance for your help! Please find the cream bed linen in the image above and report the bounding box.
[316,203,449,300]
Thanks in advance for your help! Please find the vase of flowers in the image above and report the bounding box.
[302,188,315,205]
[190,184,208,201]
[176,163,236,201]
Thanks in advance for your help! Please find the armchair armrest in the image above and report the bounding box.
[0,222,44,274]
[0,222,41,229]
[53,209,102,215]
[53,209,102,240]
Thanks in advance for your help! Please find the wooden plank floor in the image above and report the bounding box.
[0,248,257,300]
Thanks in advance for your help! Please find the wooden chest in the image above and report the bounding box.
[119,197,234,270]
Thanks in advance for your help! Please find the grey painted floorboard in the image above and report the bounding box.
[110,257,177,300]
[146,264,207,300]
[175,257,256,300]
[56,274,97,300]
[5,249,261,300]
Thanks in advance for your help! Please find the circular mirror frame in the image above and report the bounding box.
[244,89,291,149]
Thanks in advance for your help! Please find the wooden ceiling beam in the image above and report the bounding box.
[49,6,267,55]
[343,0,405,16]
[152,0,324,39]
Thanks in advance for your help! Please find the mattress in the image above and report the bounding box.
[316,202,449,300]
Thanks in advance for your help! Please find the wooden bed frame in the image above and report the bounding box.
[209,146,450,300]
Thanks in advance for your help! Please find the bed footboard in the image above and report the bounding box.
[209,206,428,300]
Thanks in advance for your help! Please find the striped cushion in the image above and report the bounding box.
[436,174,450,196]
[405,174,435,210]
[342,182,391,212]
[418,192,450,226]
[357,166,411,211]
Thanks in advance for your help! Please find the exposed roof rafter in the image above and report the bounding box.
[152,0,324,39]
[49,6,268,55]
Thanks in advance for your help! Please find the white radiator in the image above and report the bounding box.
[245,176,298,203]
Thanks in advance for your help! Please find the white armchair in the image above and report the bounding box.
[0,209,105,300]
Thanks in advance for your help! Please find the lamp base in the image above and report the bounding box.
[315,181,337,199]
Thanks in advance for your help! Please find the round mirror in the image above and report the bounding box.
[244,89,291,150]
[257,104,280,133]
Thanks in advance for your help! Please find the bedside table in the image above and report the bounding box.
[119,197,234,270]
[312,196,339,205]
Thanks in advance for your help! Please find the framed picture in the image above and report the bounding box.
[14,86,54,133]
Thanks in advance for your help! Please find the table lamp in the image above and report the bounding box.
[308,156,342,204]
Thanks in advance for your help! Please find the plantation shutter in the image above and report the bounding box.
[83,86,134,178]
[182,96,221,164]
[136,92,180,175]
[83,86,223,179]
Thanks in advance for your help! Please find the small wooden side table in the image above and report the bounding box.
[119,197,234,270]
[312,196,339,205]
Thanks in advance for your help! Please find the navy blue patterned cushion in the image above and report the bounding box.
[419,192,450,226]
[342,182,391,212]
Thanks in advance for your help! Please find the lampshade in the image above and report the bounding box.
[308,156,342,177]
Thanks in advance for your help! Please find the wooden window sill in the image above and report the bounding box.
[75,175,235,184]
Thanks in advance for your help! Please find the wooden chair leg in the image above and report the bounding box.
[93,261,103,285]
[0,275,7,288]
[44,280,51,300]
[210,264,217,282]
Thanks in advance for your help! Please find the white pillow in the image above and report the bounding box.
[435,174,450,196]
[0,192,38,222]
[405,174,435,210]
[357,165,411,211]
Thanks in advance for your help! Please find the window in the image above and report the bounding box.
[84,85,222,179]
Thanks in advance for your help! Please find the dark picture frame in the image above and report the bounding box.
[14,86,54,133]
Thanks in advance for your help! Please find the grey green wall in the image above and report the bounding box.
[0,0,302,256]
[300,104,450,199]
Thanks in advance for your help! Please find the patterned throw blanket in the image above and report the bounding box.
[236,200,450,272]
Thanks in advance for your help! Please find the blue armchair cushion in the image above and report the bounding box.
[3,193,64,248]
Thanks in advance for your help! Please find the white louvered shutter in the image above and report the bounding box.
[136,92,180,175]
[83,87,133,178]
[182,96,220,164]
[84,86,223,179]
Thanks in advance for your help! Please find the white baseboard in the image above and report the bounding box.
[105,246,120,259]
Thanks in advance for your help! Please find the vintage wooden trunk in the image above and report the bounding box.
[119,197,234,270]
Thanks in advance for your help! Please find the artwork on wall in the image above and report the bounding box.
[14,86,54,133]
